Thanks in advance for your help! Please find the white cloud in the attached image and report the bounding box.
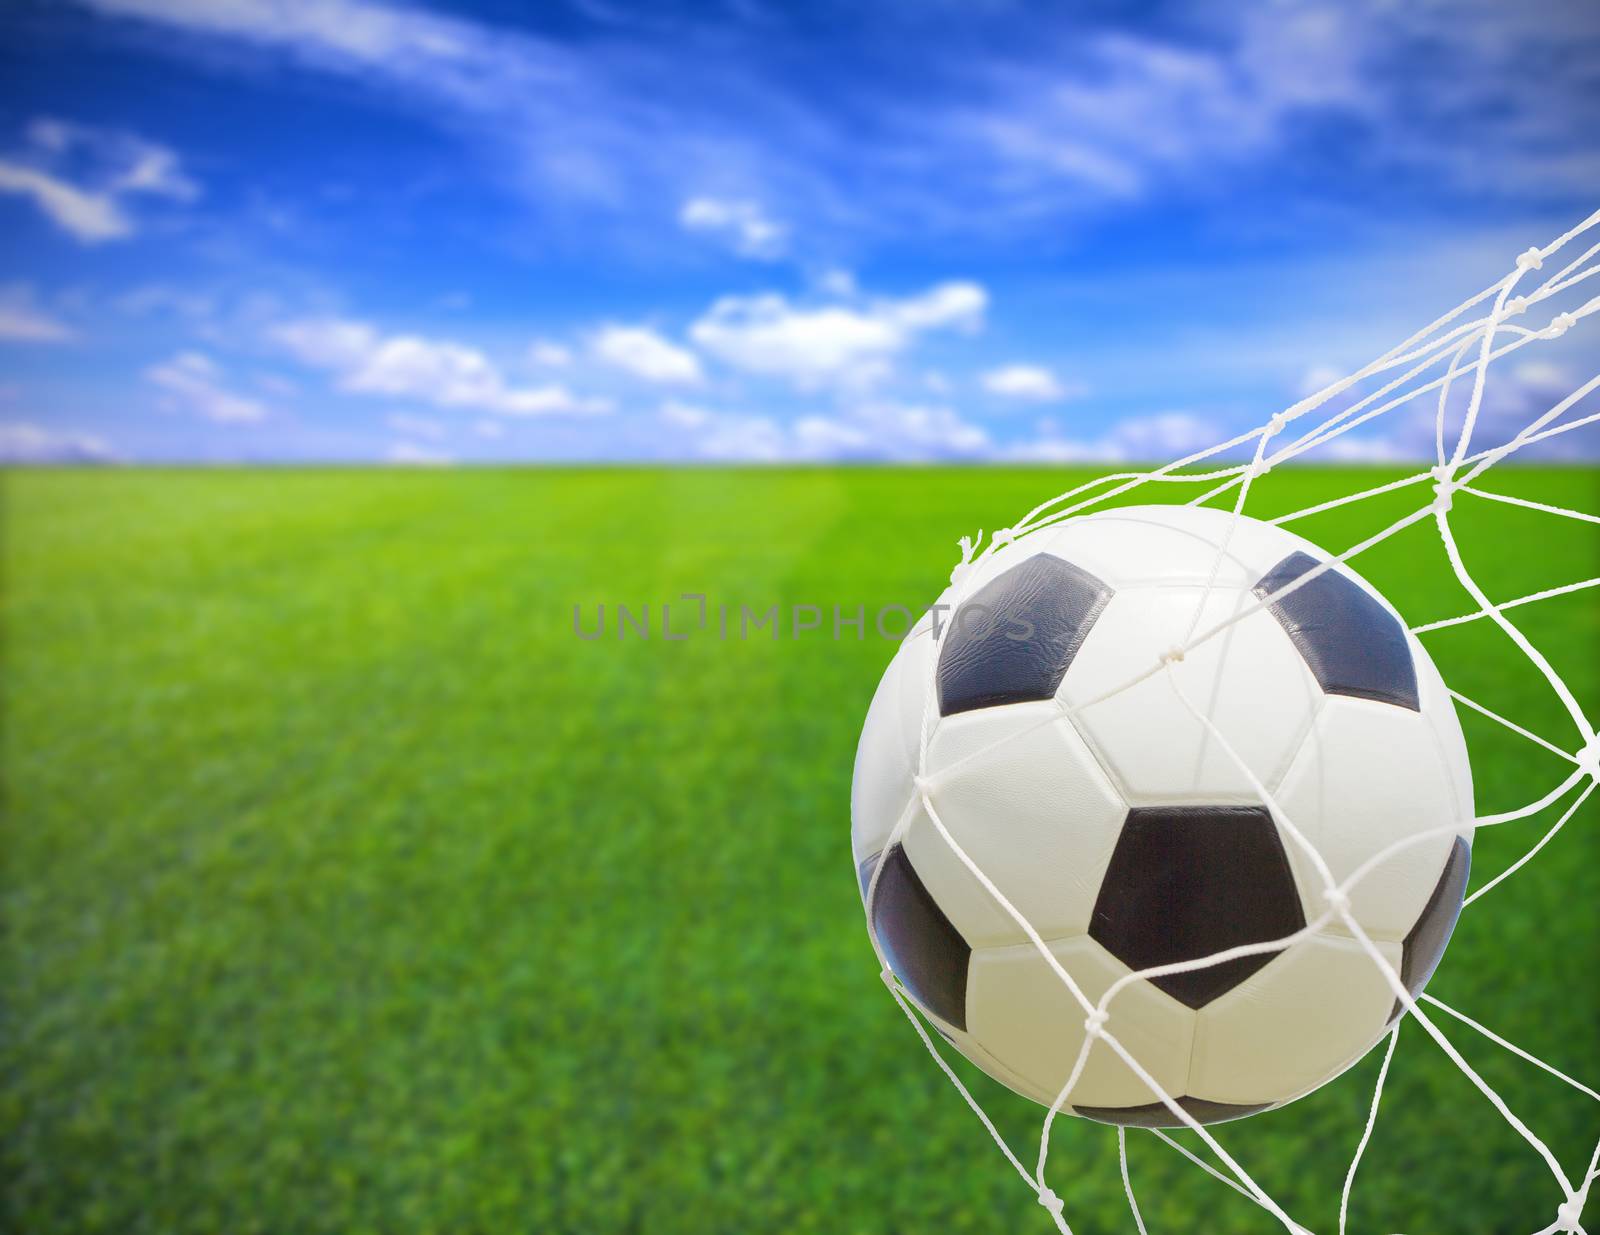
[0,420,117,464]
[1509,361,1575,393]
[816,268,857,298]
[886,283,987,332]
[0,118,196,244]
[1316,435,1411,463]
[689,280,987,388]
[528,339,572,367]
[692,296,897,386]
[105,141,198,202]
[845,400,990,457]
[698,414,788,462]
[679,196,788,259]
[255,372,300,397]
[590,324,702,384]
[1010,356,1596,467]
[80,0,492,67]
[0,284,73,342]
[1104,411,1224,458]
[386,412,447,440]
[346,338,500,402]
[982,364,1079,402]
[0,163,129,242]
[653,400,779,459]
[1310,356,1600,463]
[27,118,199,202]
[386,441,453,465]
[273,316,610,416]
[273,317,379,369]
[1012,411,1225,462]
[659,399,712,429]
[1295,364,1349,399]
[791,416,872,456]
[145,352,270,423]
[670,398,988,461]
[473,418,504,439]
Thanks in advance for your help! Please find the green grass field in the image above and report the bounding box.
[3,466,1597,1234]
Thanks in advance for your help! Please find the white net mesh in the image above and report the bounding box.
[863,208,1600,1234]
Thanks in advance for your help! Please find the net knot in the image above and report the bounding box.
[1245,457,1272,480]
[1544,311,1576,339]
[991,526,1015,548]
[1265,411,1289,437]
[1036,1187,1065,1217]
[1322,886,1352,915]
[912,774,934,798]
[1577,735,1600,784]
[1515,247,1544,272]
[1555,1198,1583,1232]
[1160,645,1186,666]
[1083,1009,1109,1038]
[880,966,898,989]
[1430,465,1457,513]
[1505,294,1529,317]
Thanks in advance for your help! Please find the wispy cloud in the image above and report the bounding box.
[917,5,1600,223]
[1295,357,1600,464]
[528,339,572,367]
[1011,411,1226,463]
[658,400,712,430]
[30,117,198,200]
[951,12,1369,204]
[76,0,792,220]
[70,0,1600,242]
[145,352,270,423]
[386,440,453,465]
[679,197,787,260]
[0,117,197,243]
[0,163,130,242]
[0,284,74,342]
[273,316,611,416]
[0,420,118,463]
[664,397,989,462]
[386,412,447,440]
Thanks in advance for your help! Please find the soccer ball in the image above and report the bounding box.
[851,504,1474,1127]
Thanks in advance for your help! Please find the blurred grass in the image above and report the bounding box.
[1,465,1596,1234]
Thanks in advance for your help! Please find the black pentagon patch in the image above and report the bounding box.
[1390,836,1471,1022]
[1090,806,1306,1009]
[1253,551,1419,711]
[937,553,1111,717]
[859,844,970,1030]
[1074,1096,1274,1129]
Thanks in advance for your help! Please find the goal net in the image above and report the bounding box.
[870,207,1600,1234]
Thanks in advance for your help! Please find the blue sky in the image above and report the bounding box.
[0,0,1596,463]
